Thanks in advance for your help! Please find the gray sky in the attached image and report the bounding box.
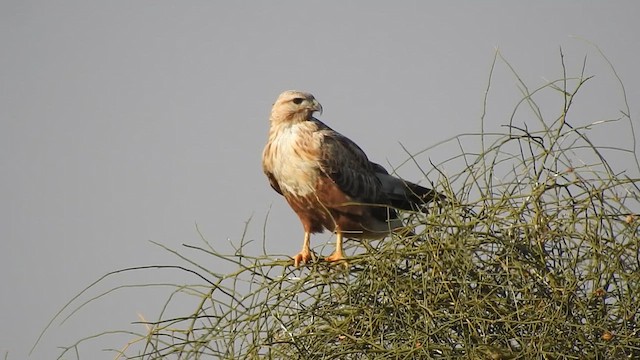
[2,1,639,358]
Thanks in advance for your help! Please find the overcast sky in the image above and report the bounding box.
[2,1,639,358]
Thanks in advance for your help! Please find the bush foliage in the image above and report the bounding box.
[47,50,640,359]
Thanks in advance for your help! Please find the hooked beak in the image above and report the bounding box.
[311,99,323,116]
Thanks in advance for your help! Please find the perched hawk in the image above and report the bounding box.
[262,90,439,266]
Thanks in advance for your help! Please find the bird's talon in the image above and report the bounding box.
[325,252,348,267]
[293,250,315,267]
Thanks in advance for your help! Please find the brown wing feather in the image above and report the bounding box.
[315,120,440,217]
[264,170,283,195]
[318,130,384,204]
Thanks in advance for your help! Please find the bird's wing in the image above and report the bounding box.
[264,169,283,195]
[262,141,283,195]
[317,128,384,204]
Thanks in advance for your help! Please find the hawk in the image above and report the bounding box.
[262,90,439,266]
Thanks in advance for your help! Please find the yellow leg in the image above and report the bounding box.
[293,231,314,267]
[325,230,346,263]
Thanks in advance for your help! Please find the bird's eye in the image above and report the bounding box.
[292,98,304,105]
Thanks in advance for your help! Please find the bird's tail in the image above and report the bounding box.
[387,179,444,212]
[372,162,445,212]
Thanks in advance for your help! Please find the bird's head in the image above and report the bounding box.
[270,90,323,125]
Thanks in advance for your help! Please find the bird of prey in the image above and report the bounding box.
[262,90,439,267]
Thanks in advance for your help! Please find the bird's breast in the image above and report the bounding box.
[267,124,322,196]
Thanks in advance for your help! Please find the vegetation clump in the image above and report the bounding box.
[47,50,640,359]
